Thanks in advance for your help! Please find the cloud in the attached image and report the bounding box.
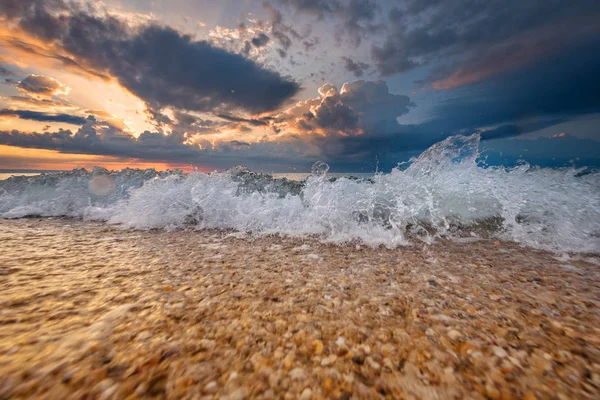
[251,33,271,48]
[0,109,87,125]
[428,38,600,131]
[144,108,227,136]
[0,124,312,170]
[278,0,340,18]
[0,80,419,171]
[372,0,600,82]
[275,80,413,137]
[342,57,369,77]
[277,0,382,46]
[7,96,74,111]
[1,94,597,172]
[263,2,302,51]
[16,74,70,98]
[1,0,300,114]
[209,22,274,58]
[302,37,320,51]
[216,114,271,127]
[0,65,17,76]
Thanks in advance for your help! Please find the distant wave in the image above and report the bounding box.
[1,134,598,253]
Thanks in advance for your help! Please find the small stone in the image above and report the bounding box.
[550,320,564,333]
[493,346,508,358]
[425,328,435,337]
[312,340,324,355]
[485,381,501,399]
[352,354,365,365]
[290,368,306,380]
[366,357,381,370]
[227,387,247,400]
[321,355,337,366]
[300,388,312,400]
[97,379,117,400]
[204,381,218,394]
[447,330,462,341]
[383,358,394,370]
[283,353,295,369]
[325,377,339,394]
[135,383,147,396]
[343,373,354,384]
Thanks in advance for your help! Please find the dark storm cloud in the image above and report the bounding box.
[429,39,600,131]
[1,0,300,114]
[0,109,87,125]
[372,0,600,77]
[342,57,369,77]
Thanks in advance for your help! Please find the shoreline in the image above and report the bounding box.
[0,218,599,399]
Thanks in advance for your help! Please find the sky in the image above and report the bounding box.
[0,0,599,172]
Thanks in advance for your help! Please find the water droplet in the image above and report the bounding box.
[311,161,329,176]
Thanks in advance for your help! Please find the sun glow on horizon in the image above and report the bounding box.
[0,145,210,172]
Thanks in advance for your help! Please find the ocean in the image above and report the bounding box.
[0,173,44,181]
[1,134,598,253]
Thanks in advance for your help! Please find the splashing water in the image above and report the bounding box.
[1,134,598,253]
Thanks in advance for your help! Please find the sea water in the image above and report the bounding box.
[1,134,598,253]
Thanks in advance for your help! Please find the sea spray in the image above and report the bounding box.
[1,134,598,253]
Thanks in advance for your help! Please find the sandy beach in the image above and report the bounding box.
[0,218,598,399]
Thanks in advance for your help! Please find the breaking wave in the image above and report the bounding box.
[1,134,598,253]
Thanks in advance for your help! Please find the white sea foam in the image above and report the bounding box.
[1,135,598,253]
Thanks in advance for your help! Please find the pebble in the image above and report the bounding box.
[493,346,508,358]
[290,368,306,380]
[300,388,312,400]
[204,381,218,394]
[320,355,337,366]
[447,330,462,340]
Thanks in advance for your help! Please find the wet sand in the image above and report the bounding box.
[0,218,598,399]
